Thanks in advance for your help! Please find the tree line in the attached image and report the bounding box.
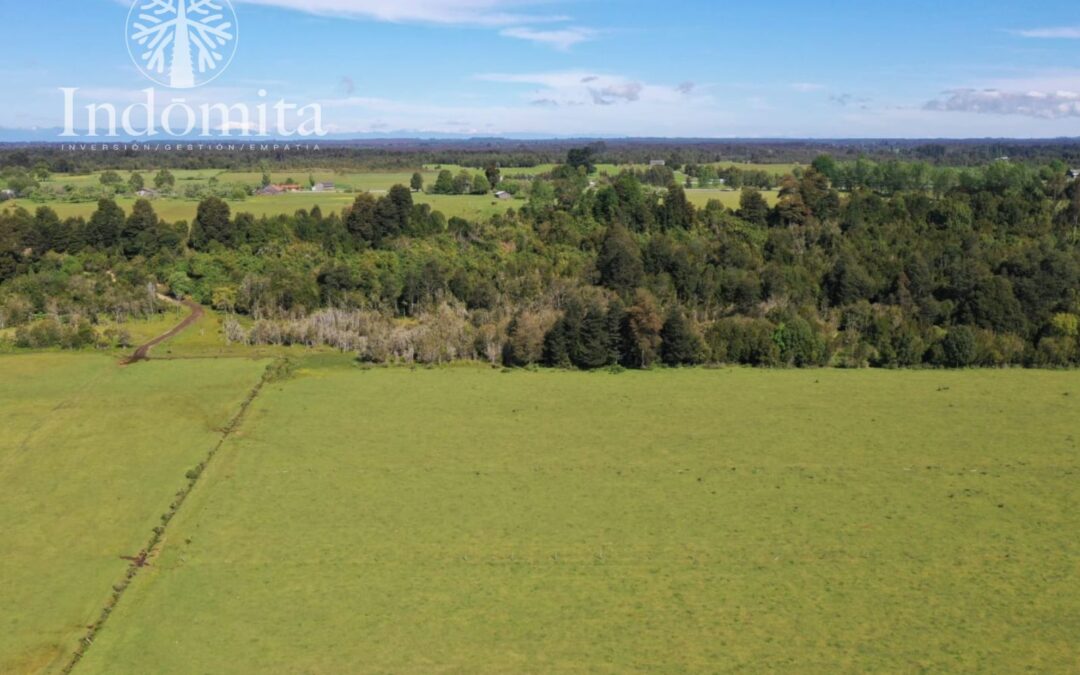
[2,152,1079,367]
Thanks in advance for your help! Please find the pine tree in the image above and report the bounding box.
[597,224,644,294]
[572,303,614,369]
[189,197,232,251]
[121,199,159,258]
[661,309,704,365]
[542,319,572,368]
[85,199,125,250]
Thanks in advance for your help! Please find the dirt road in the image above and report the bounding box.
[124,298,204,364]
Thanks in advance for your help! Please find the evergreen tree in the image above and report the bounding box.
[84,198,125,249]
[121,199,159,258]
[344,193,378,246]
[189,197,232,251]
[940,326,977,368]
[658,184,695,230]
[485,162,501,188]
[572,303,615,369]
[597,224,644,294]
[661,309,704,365]
[542,318,572,368]
[738,188,770,226]
[433,170,455,195]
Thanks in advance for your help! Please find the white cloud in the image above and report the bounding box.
[791,82,825,93]
[923,71,1080,119]
[112,0,572,26]
[925,88,1080,118]
[500,26,596,50]
[114,1,600,53]
[229,0,568,26]
[1015,26,1080,39]
[312,72,726,136]
[475,70,689,108]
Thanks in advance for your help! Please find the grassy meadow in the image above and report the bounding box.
[3,192,516,223]
[4,185,772,222]
[47,363,1078,673]
[4,162,789,223]
[0,353,268,674]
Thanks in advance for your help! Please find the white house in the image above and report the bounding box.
[312,182,336,192]
[1069,169,1080,180]
[649,159,666,167]
[0,189,15,201]
[494,190,513,200]
[136,188,159,198]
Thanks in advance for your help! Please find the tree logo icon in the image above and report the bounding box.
[126,0,239,89]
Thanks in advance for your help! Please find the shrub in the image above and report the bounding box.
[937,326,977,368]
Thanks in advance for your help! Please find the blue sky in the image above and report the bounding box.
[3,0,1080,137]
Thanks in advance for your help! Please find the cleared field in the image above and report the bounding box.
[41,169,224,191]
[0,353,268,674]
[8,165,791,223]
[687,188,780,209]
[215,170,436,192]
[4,192,517,223]
[75,365,1080,673]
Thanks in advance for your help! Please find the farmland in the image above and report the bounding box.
[2,162,783,222]
[0,353,268,674]
[1,347,1076,672]
[3,191,516,222]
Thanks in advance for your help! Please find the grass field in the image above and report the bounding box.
[686,188,780,209]
[7,164,792,223]
[5,187,767,222]
[32,363,1072,673]
[4,191,517,223]
[0,353,268,674]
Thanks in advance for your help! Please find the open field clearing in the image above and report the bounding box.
[215,170,440,192]
[8,166,791,222]
[4,192,518,222]
[5,188,760,222]
[30,162,800,201]
[40,170,223,191]
[686,188,780,209]
[0,353,268,674]
[69,365,1080,673]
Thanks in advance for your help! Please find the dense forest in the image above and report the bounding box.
[8,138,1080,173]
[2,145,1079,368]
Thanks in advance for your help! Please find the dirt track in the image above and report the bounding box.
[124,299,204,364]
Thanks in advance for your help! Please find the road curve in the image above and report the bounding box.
[123,299,204,364]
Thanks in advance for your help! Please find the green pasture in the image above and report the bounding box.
[686,188,780,209]
[213,170,436,192]
[0,353,268,674]
[8,164,793,223]
[66,365,1080,673]
[5,186,759,223]
[4,191,517,223]
[41,169,223,191]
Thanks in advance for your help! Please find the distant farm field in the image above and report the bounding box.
[0,354,268,674]
[48,363,1079,673]
[4,191,517,222]
[686,188,780,209]
[9,164,795,223]
[5,187,768,223]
